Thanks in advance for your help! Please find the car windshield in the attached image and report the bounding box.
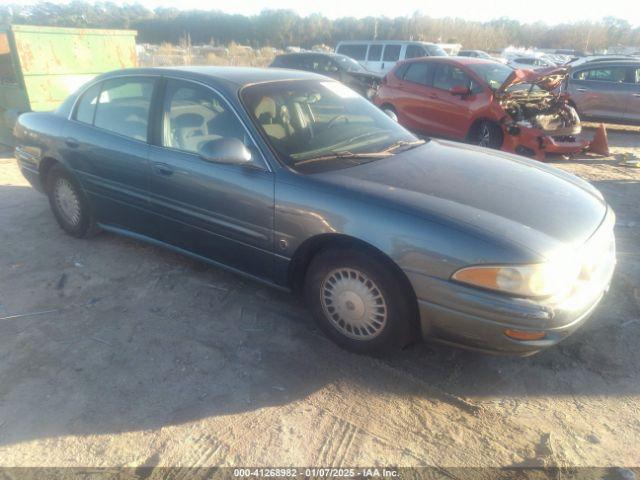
[426,45,448,56]
[334,54,366,72]
[241,79,422,172]
[466,62,514,90]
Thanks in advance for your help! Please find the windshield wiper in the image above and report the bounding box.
[382,138,426,153]
[293,139,426,166]
[294,150,393,166]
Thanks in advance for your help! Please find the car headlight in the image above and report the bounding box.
[451,258,582,298]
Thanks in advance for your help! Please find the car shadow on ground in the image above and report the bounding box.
[0,178,638,448]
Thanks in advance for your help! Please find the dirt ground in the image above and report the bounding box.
[0,125,639,471]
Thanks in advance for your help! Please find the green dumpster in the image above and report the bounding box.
[0,24,137,147]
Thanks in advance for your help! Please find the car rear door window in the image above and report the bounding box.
[575,67,628,83]
[93,77,154,142]
[367,45,382,61]
[74,82,102,125]
[405,45,426,59]
[403,62,432,86]
[338,44,367,61]
[383,45,401,62]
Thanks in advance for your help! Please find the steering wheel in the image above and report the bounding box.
[326,114,349,129]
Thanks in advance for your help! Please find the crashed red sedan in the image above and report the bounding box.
[373,57,591,160]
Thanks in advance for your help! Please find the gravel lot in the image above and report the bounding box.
[0,126,639,469]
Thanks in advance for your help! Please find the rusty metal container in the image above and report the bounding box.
[0,24,137,146]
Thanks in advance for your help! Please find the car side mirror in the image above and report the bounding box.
[450,85,471,96]
[199,138,254,166]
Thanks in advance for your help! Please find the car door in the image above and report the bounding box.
[391,62,436,134]
[428,63,483,140]
[147,78,275,280]
[624,66,640,122]
[569,66,630,120]
[364,44,383,73]
[60,76,156,232]
[380,44,402,75]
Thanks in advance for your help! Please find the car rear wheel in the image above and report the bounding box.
[46,165,99,238]
[304,248,415,353]
[476,120,503,149]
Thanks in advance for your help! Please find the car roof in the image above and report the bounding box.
[96,66,326,88]
[337,40,438,46]
[571,59,640,68]
[276,52,341,59]
[403,56,499,67]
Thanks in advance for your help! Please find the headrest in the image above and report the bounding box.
[254,97,276,121]
[173,113,204,128]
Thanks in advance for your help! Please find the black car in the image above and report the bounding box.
[270,52,381,99]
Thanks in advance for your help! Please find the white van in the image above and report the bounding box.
[335,41,447,74]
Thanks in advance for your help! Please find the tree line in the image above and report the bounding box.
[1,1,639,52]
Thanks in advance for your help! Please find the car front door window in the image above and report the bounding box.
[433,65,471,91]
[405,45,426,59]
[162,79,262,166]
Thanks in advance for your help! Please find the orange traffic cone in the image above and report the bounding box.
[589,123,610,156]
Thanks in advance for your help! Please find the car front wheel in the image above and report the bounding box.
[46,164,99,238]
[304,248,415,353]
[476,120,503,149]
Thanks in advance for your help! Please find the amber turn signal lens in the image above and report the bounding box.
[504,329,546,341]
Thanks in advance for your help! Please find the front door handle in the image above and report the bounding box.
[576,88,588,92]
[633,93,640,97]
[153,162,174,176]
[65,137,79,148]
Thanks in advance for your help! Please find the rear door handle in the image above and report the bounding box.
[576,88,588,92]
[65,137,79,148]
[153,162,174,176]
[633,93,640,97]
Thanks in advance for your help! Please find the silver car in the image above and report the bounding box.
[566,60,640,123]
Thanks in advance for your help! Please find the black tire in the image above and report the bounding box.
[46,164,99,238]
[304,248,416,354]
[475,120,503,149]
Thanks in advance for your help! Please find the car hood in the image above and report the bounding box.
[313,140,607,258]
[497,66,568,94]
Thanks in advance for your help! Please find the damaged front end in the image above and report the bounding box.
[349,71,383,100]
[496,68,591,160]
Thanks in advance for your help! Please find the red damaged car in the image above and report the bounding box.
[373,57,590,160]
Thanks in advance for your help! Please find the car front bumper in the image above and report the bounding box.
[501,124,591,161]
[411,276,608,355]
[406,227,616,356]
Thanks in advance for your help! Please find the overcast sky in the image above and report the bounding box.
[17,0,640,26]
